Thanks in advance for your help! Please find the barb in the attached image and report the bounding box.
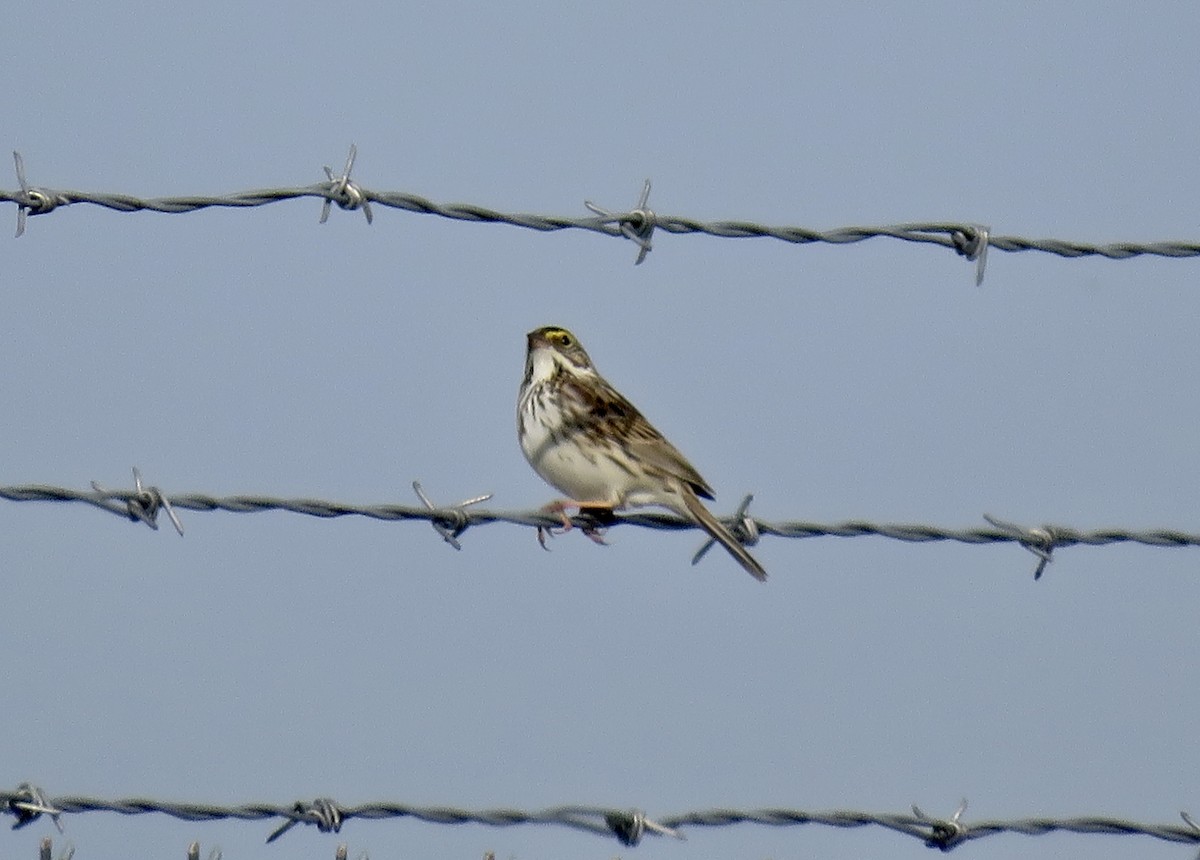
[605,809,685,846]
[3,789,1200,853]
[9,784,63,833]
[320,144,373,225]
[951,224,990,285]
[266,798,343,843]
[691,493,759,565]
[913,798,970,851]
[4,152,1199,266]
[1181,811,1200,860]
[90,467,184,536]
[983,514,1059,579]
[5,483,1200,571]
[11,152,69,238]
[411,481,493,550]
[585,178,655,264]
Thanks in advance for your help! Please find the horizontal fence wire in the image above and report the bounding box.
[9,152,1198,857]
[4,149,1199,278]
[3,476,1199,576]
[6,786,1200,854]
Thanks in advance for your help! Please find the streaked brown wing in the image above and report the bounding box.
[568,373,716,500]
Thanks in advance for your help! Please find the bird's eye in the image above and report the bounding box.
[558,333,572,346]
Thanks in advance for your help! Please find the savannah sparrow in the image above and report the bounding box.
[518,325,767,581]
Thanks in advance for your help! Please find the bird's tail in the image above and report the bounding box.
[678,488,767,581]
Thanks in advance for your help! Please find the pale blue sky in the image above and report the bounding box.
[4,4,1200,859]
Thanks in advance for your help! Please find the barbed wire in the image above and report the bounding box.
[5,148,1199,281]
[3,472,1199,577]
[6,786,1200,854]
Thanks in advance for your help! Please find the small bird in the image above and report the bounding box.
[518,325,766,581]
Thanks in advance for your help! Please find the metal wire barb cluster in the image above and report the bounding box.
[4,472,1200,578]
[5,148,1200,281]
[6,786,1200,855]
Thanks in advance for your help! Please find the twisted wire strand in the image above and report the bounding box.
[3,158,1199,262]
[659,807,1200,842]
[2,479,1200,561]
[4,788,1200,851]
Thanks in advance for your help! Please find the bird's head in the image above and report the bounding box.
[525,325,596,379]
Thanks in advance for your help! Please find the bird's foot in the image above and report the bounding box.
[577,504,617,545]
[536,500,616,549]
